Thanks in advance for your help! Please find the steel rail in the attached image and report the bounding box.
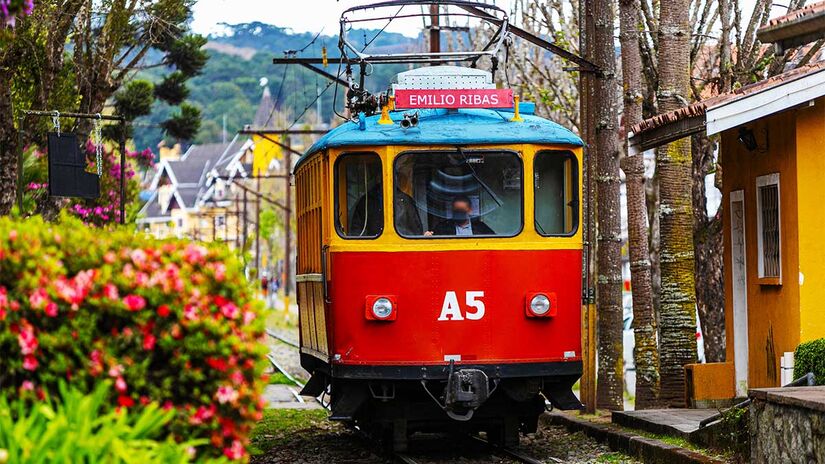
[266,328,300,349]
[393,452,421,464]
[471,436,548,464]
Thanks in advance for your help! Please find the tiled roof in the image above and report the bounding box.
[766,1,825,28]
[758,1,825,49]
[630,61,825,136]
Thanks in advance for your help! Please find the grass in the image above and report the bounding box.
[249,409,329,455]
[596,452,637,463]
[268,372,294,385]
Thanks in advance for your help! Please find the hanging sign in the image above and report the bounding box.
[394,88,514,109]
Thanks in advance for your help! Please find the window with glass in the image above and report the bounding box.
[393,150,523,238]
[335,153,384,238]
[534,151,578,236]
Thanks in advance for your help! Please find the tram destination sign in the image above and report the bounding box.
[394,88,514,110]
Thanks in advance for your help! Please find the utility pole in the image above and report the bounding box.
[255,173,261,274]
[283,136,293,311]
[579,0,598,414]
[429,4,440,54]
[242,185,248,251]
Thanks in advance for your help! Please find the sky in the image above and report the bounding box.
[191,0,514,38]
[191,0,772,39]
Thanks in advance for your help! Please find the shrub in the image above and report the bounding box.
[794,337,825,385]
[0,215,267,460]
[0,381,216,463]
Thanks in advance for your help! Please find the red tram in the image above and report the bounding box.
[294,66,584,449]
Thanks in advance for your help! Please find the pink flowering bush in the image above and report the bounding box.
[0,0,33,28]
[0,215,268,460]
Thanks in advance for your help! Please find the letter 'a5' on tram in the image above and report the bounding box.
[294,66,584,449]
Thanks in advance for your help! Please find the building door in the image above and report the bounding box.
[730,190,749,397]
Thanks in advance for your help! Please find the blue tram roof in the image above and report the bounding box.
[297,108,582,169]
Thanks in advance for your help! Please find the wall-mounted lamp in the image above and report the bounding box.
[738,127,758,151]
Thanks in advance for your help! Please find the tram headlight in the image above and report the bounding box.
[527,293,557,318]
[366,295,397,321]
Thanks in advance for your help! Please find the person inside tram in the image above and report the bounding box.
[394,159,424,236]
[424,195,495,236]
[350,183,383,237]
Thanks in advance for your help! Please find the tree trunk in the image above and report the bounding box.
[0,69,18,215]
[655,0,698,408]
[619,0,660,410]
[692,135,725,363]
[594,0,624,411]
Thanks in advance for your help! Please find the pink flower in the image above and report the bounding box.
[23,355,38,371]
[220,302,240,320]
[18,326,37,355]
[21,381,34,391]
[109,365,123,378]
[103,284,119,300]
[189,405,215,425]
[28,288,48,310]
[243,311,256,325]
[115,376,127,393]
[183,244,207,264]
[230,370,244,385]
[223,440,244,460]
[212,262,226,282]
[123,294,146,311]
[45,302,58,317]
[184,304,198,320]
[216,385,239,404]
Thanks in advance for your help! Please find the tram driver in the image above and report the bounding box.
[424,195,495,237]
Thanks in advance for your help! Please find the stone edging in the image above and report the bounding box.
[544,411,727,464]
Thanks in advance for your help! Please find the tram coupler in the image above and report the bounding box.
[444,368,490,420]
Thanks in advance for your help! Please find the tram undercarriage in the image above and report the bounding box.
[300,355,582,450]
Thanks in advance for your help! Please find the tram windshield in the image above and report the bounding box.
[393,150,522,238]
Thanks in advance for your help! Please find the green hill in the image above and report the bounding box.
[134,22,419,150]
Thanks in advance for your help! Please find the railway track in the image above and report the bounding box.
[265,330,552,464]
[265,328,300,349]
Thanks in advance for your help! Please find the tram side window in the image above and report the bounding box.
[394,150,523,238]
[534,151,578,236]
[335,153,384,238]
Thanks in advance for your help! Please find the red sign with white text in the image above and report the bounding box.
[394,88,514,109]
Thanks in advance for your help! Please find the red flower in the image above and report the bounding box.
[117,395,135,407]
[23,355,38,371]
[45,302,58,317]
[123,294,146,311]
[223,440,244,460]
[143,333,156,351]
[206,357,228,372]
[157,304,170,318]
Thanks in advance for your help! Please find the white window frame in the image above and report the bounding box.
[755,173,781,282]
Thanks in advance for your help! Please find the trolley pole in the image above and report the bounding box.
[429,4,440,54]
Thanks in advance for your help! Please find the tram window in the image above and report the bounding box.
[534,151,578,236]
[335,153,384,238]
[393,150,523,238]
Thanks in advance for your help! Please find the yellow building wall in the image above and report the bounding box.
[795,97,825,343]
[721,109,800,388]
